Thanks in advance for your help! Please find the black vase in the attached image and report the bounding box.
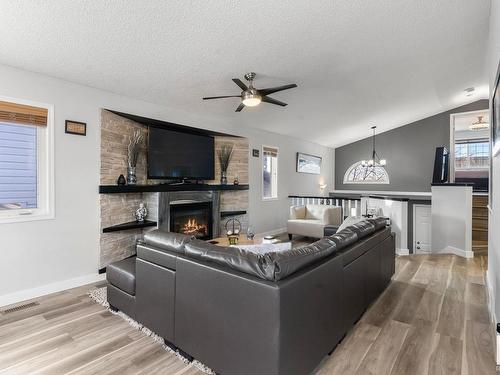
[117,174,126,186]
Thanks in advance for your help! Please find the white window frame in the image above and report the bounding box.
[0,95,54,224]
[454,140,490,171]
[262,145,279,201]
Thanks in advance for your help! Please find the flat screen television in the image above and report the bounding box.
[148,127,214,180]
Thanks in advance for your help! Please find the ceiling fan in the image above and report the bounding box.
[203,72,298,112]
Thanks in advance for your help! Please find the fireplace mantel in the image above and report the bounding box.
[99,183,249,194]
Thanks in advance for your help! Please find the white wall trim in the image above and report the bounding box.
[0,273,106,308]
[396,248,410,256]
[436,245,474,259]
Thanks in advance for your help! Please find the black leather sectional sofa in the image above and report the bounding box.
[107,217,395,375]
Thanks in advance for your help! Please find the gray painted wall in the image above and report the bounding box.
[335,100,489,192]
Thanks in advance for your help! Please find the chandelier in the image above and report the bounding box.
[469,115,489,131]
[361,126,386,167]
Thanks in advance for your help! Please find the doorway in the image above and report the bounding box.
[449,109,490,190]
[413,204,431,253]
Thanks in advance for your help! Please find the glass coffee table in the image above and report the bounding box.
[208,233,281,246]
[207,234,291,253]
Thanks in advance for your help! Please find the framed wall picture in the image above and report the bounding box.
[65,120,86,136]
[296,152,322,174]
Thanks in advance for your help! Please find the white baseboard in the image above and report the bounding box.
[0,273,106,308]
[396,248,410,256]
[260,227,287,237]
[437,245,474,259]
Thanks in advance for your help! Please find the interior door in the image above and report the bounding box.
[414,205,432,253]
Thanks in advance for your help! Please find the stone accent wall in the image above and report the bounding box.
[99,110,150,268]
[210,137,249,185]
[211,137,250,235]
[99,193,144,267]
[99,110,250,268]
[100,110,148,185]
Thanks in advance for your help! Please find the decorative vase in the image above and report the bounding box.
[220,170,227,185]
[134,202,148,222]
[127,166,137,185]
[246,226,255,240]
[117,174,126,186]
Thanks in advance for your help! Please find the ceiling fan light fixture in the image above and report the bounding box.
[242,92,262,107]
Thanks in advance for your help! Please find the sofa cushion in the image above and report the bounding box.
[185,240,276,281]
[287,219,325,238]
[184,237,339,282]
[290,205,306,219]
[366,217,387,231]
[329,228,358,250]
[270,237,337,281]
[349,221,376,239]
[305,205,325,220]
[107,257,136,296]
[143,230,194,254]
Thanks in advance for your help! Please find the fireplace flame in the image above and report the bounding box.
[182,218,208,236]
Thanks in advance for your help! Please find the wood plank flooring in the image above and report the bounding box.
[0,254,496,375]
[316,254,497,375]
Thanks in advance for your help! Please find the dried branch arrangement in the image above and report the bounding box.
[217,144,233,172]
[127,130,142,168]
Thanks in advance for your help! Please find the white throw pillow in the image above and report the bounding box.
[337,216,365,233]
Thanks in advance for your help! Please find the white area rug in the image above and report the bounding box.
[88,286,214,374]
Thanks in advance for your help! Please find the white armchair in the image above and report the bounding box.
[287,204,342,239]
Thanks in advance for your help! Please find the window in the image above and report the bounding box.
[343,161,390,184]
[262,146,278,200]
[455,140,489,170]
[0,98,54,223]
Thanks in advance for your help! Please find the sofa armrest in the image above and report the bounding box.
[323,225,339,237]
[289,205,306,220]
[322,206,342,225]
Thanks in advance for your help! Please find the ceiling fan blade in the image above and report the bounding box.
[232,78,248,91]
[262,96,287,106]
[235,103,245,112]
[203,95,241,100]
[259,84,297,96]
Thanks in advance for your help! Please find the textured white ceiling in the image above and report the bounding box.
[0,0,491,147]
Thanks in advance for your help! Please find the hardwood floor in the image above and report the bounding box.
[0,254,496,375]
[315,254,496,375]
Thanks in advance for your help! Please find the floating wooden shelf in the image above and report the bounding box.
[102,220,157,233]
[99,184,249,194]
[220,210,247,218]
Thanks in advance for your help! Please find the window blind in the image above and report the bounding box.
[0,122,37,209]
[0,100,48,127]
[263,146,278,157]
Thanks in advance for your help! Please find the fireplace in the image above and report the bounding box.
[169,201,213,239]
